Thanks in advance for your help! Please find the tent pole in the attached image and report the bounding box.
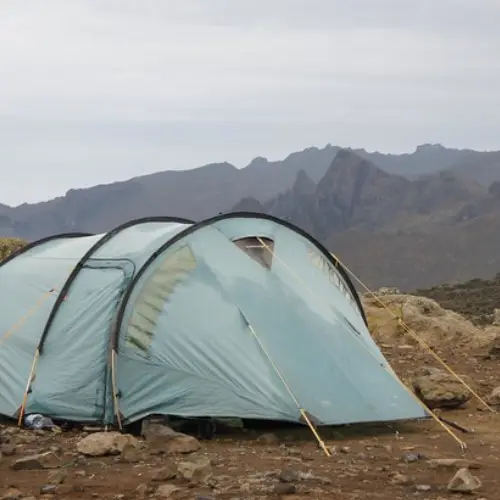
[254,237,467,450]
[17,348,40,426]
[244,321,330,457]
[110,348,123,431]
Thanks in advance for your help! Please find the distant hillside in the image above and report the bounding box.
[234,150,500,290]
[417,273,500,325]
[2,143,500,241]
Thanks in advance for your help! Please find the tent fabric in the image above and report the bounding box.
[0,213,427,426]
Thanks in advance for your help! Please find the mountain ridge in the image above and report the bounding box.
[2,143,500,291]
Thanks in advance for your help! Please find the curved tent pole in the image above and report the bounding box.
[111,211,368,352]
[0,232,92,269]
[37,216,195,355]
[14,217,193,428]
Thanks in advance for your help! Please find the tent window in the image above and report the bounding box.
[125,244,197,354]
[233,237,274,270]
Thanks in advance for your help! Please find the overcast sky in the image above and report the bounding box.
[1,0,499,206]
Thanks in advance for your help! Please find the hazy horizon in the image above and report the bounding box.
[1,0,499,205]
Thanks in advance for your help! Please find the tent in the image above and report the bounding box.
[0,212,427,428]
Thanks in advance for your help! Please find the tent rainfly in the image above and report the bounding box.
[0,212,427,428]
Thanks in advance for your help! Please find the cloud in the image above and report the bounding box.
[0,0,499,205]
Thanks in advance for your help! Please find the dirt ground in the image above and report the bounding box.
[1,336,499,500]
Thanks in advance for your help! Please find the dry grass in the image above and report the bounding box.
[0,237,26,262]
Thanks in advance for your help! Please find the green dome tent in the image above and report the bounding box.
[0,212,427,428]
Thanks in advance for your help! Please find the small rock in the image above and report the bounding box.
[152,464,177,481]
[156,484,181,498]
[274,483,297,495]
[390,473,411,485]
[177,457,212,483]
[0,488,22,500]
[121,442,141,463]
[1,444,16,456]
[402,452,422,463]
[257,433,280,445]
[279,468,300,483]
[10,451,61,470]
[142,422,178,440]
[76,432,139,457]
[165,434,201,454]
[135,484,151,498]
[447,467,482,493]
[416,484,431,492]
[487,386,500,405]
[40,485,57,495]
[428,458,481,470]
[47,468,68,484]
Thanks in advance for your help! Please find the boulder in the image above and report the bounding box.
[76,432,139,457]
[412,370,471,409]
[364,294,496,349]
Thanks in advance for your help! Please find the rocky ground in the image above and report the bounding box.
[2,293,500,500]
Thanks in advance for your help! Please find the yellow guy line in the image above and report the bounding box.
[331,252,496,415]
[0,288,58,348]
[245,322,330,457]
[256,238,467,450]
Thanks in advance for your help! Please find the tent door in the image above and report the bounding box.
[82,259,134,424]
